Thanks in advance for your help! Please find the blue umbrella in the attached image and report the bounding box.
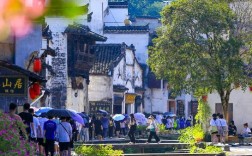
[113,114,125,121]
[97,109,108,115]
[35,107,52,116]
[47,109,84,125]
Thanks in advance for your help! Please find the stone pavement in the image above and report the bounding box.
[227,146,252,156]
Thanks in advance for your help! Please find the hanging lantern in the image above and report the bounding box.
[33,83,41,96]
[33,58,42,73]
[29,87,36,100]
[249,86,252,92]
[202,95,208,102]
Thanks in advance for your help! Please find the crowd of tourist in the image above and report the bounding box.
[209,113,252,145]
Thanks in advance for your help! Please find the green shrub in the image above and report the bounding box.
[137,125,147,131]
[157,124,166,132]
[75,145,123,156]
[0,111,35,155]
[190,145,223,154]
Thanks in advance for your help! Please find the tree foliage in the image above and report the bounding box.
[128,0,163,17]
[148,0,252,119]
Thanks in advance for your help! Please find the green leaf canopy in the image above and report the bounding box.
[148,0,250,95]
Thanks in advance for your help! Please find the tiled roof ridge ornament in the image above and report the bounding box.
[42,25,52,40]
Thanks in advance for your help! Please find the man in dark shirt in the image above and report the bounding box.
[18,103,34,141]
[44,116,57,156]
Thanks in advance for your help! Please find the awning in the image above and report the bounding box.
[0,60,46,83]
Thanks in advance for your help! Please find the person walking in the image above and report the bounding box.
[29,108,41,143]
[37,113,48,156]
[94,116,103,140]
[114,120,121,138]
[44,116,57,156]
[108,117,114,138]
[218,114,227,143]
[146,115,160,144]
[101,114,109,139]
[209,114,219,144]
[19,103,34,141]
[57,117,72,156]
[128,114,136,144]
[120,120,126,136]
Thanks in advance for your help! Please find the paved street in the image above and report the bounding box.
[228,146,252,156]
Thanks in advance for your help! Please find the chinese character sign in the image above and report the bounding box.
[0,76,27,96]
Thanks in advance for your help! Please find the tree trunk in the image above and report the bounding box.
[219,89,231,122]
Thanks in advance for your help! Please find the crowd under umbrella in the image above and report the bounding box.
[112,114,125,121]
[46,109,84,125]
[35,107,52,116]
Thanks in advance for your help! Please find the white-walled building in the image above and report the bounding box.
[208,88,252,132]
[43,1,107,112]
[89,43,143,114]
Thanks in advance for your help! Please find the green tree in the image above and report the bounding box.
[148,0,252,121]
[128,0,163,17]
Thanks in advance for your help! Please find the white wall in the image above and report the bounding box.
[144,82,168,113]
[89,75,113,101]
[66,77,88,112]
[208,88,252,132]
[103,33,149,64]
[87,0,108,34]
[104,8,128,26]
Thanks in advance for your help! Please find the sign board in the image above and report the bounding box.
[0,76,27,96]
[89,101,111,115]
[125,93,137,104]
[191,101,198,115]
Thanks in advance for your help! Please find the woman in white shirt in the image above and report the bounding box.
[218,114,227,143]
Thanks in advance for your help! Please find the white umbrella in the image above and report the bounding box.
[112,114,125,121]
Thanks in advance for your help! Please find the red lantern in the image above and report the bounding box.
[29,87,36,99]
[202,95,208,102]
[249,86,252,92]
[33,58,42,73]
[33,83,41,95]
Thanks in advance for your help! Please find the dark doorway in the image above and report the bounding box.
[113,105,122,114]
[215,103,233,123]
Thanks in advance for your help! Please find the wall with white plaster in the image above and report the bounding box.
[104,8,128,26]
[208,88,252,132]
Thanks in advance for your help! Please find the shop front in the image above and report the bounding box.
[0,61,46,112]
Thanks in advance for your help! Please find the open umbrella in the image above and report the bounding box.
[97,109,108,115]
[77,113,88,118]
[47,109,84,125]
[78,113,89,124]
[35,107,52,116]
[163,112,176,117]
[47,109,73,117]
[113,114,125,121]
[68,110,84,125]
[134,113,145,121]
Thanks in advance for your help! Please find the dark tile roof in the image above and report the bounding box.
[113,85,129,92]
[64,23,107,41]
[0,60,47,83]
[135,87,146,92]
[90,44,125,74]
[104,25,149,34]
[108,1,128,8]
